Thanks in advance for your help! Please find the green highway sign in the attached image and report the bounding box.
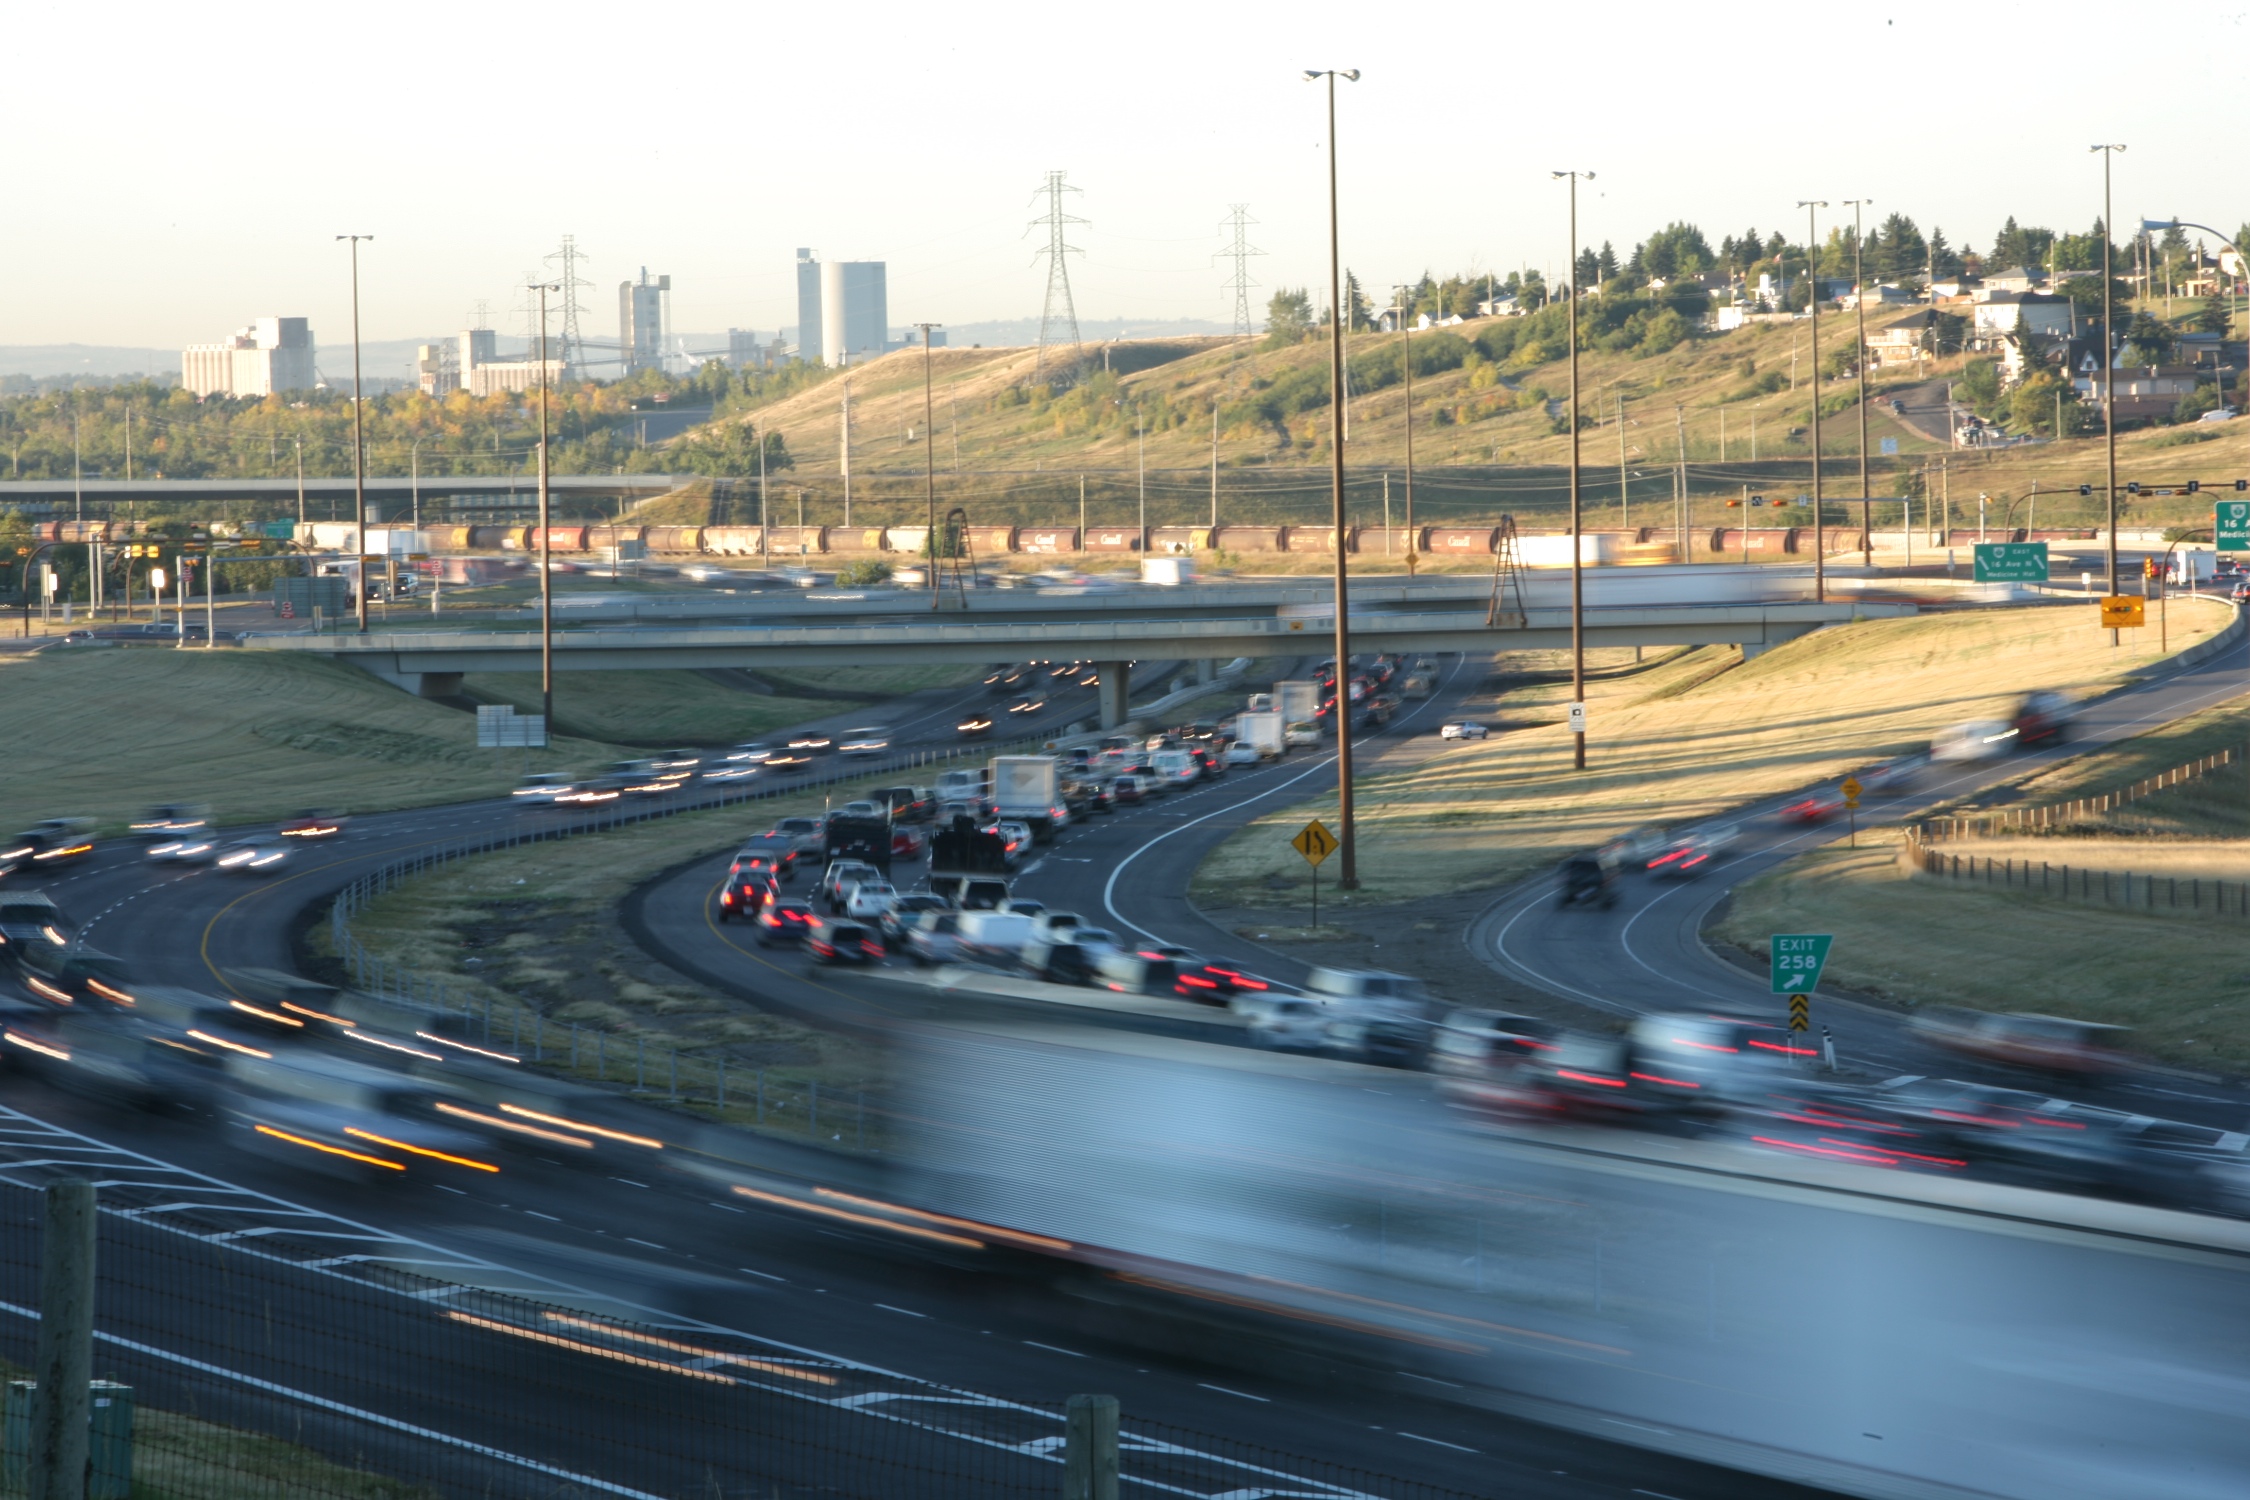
[2217,500,2250,554]
[1770,934,1834,995]
[1973,541,2048,582]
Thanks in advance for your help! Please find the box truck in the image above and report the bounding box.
[989,755,1066,841]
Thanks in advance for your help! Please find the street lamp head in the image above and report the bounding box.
[1796,199,1829,208]
[1303,68,1359,80]
[2089,143,2126,152]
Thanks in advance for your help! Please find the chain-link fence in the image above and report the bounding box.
[0,1181,1495,1500]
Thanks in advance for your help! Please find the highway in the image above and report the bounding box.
[10,606,2249,1499]
[0,653,1830,1499]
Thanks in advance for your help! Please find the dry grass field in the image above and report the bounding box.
[1193,596,2233,907]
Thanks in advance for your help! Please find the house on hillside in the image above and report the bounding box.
[1971,292,2077,350]
[1980,266,2048,295]
[2073,362,2204,423]
[1865,311,1936,370]
[1844,284,1918,309]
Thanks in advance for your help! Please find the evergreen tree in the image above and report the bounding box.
[1597,241,1619,280]
[1575,247,1601,289]
[1928,227,1962,279]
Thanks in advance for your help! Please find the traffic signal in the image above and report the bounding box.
[1750,495,1766,506]
[1725,499,1742,508]
[2186,480,2201,495]
[2143,558,2158,580]
[2078,484,2093,496]
[2237,479,2248,492]
[2126,482,2142,496]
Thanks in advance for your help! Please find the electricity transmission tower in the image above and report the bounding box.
[1217,205,1265,342]
[544,235,595,377]
[1028,171,1086,379]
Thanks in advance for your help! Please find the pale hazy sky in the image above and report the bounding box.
[6,0,2242,349]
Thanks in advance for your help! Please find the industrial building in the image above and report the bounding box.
[428,329,565,397]
[182,316,316,398]
[619,269,670,375]
[793,249,889,366]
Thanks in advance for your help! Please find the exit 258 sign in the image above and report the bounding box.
[1770,934,1834,994]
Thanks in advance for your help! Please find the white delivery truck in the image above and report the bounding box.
[1275,680,1320,726]
[989,754,1066,842]
[1233,710,1285,759]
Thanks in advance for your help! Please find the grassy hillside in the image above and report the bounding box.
[686,310,2250,536]
[0,648,630,834]
[1191,596,2234,906]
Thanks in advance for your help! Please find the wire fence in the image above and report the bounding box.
[1903,742,2250,920]
[1917,745,2241,840]
[0,1181,1497,1500]
[1901,836,2250,920]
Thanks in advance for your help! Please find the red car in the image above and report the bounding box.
[718,874,779,921]
[1781,793,1845,823]
[890,827,928,861]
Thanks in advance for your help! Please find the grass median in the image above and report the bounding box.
[0,648,631,836]
[1193,596,2234,907]
[1712,830,2250,1071]
[312,774,949,1142]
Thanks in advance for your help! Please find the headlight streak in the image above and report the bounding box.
[254,1124,403,1169]
[434,1101,593,1148]
[342,1128,498,1173]
[415,1032,521,1064]
[730,1185,983,1249]
[188,1030,270,1058]
[497,1103,660,1148]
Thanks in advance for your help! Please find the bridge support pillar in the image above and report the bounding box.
[1097,662,1130,729]
[1195,658,1217,684]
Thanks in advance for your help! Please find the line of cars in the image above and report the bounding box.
[1,802,334,887]
[1433,1004,2250,1217]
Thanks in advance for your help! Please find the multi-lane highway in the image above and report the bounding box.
[8,597,2247,1500]
[1,651,1835,1499]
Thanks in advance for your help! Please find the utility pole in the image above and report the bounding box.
[1798,201,1829,601]
[1844,198,1873,568]
[1558,170,1595,769]
[2092,144,2127,631]
[1674,404,1688,562]
[531,281,559,732]
[1308,66,1362,888]
[1136,411,1147,546]
[295,438,305,525]
[839,381,853,526]
[915,324,941,607]
[337,233,374,633]
[1617,392,1629,529]
[1392,285,1419,574]
[1209,402,1220,528]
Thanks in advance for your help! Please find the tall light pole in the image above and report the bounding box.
[914,323,942,607]
[1797,202,1829,600]
[1843,199,1873,568]
[1391,284,1419,575]
[1555,172,1595,768]
[530,281,559,731]
[337,235,373,632]
[1307,66,1361,887]
[2093,145,2127,614]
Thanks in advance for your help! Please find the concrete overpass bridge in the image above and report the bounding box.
[242,590,1912,727]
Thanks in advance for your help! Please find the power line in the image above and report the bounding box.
[1027,170,1086,379]
[1217,205,1265,343]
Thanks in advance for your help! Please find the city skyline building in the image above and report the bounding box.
[618,269,670,375]
[795,249,823,365]
[181,316,315,398]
